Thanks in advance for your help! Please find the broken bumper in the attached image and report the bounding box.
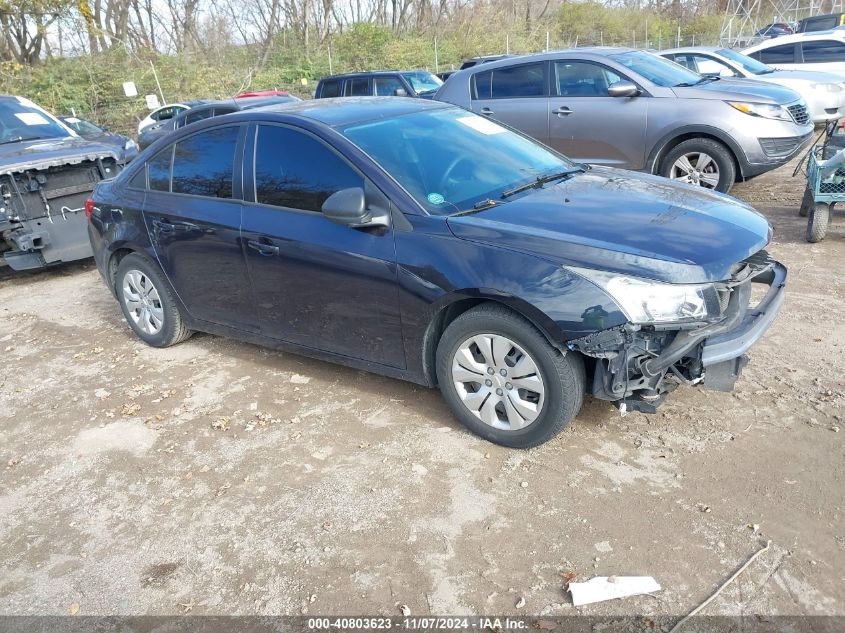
[571,255,788,412]
[700,262,787,390]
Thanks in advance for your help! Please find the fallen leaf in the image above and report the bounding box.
[515,596,526,609]
[399,604,411,616]
[121,402,141,416]
[68,603,80,615]
[199,465,210,473]
[184,471,193,480]
[212,417,230,431]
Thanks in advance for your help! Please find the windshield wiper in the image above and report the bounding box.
[0,136,42,145]
[675,76,718,87]
[501,167,584,199]
[449,198,502,217]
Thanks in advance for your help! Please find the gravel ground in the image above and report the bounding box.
[0,161,843,618]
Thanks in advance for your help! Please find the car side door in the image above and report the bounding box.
[547,60,649,169]
[141,124,259,331]
[747,42,799,69]
[470,61,549,144]
[240,123,405,368]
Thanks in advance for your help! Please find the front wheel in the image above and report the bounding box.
[115,253,192,347]
[658,138,736,193]
[807,203,830,243]
[435,304,585,448]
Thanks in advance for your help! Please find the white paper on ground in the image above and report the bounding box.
[569,576,661,606]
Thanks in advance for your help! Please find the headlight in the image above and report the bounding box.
[726,101,792,121]
[124,139,138,150]
[568,267,716,324]
[811,82,842,93]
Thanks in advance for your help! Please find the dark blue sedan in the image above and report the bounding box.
[86,98,786,447]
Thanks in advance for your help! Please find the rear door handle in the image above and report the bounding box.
[480,107,494,116]
[553,106,573,116]
[247,239,279,256]
[152,219,176,234]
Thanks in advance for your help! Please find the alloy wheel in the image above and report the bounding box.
[122,269,164,335]
[669,152,720,189]
[450,333,545,431]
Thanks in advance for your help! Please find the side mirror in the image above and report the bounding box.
[322,187,389,228]
[394,88,408,97]
[607,80,639,98]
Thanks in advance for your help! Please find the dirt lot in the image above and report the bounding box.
[0,161,843,619]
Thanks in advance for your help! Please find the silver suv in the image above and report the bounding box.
[435,48,814,192]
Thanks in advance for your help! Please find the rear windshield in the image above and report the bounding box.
[0,98,72,144]
[716,48,774,75]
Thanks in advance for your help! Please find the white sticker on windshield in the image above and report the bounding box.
[15,113,51,126]
[457,115,505,135]
[64,117,81,123]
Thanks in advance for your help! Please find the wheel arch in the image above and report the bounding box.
[420,292,566,387]
[648,126,747,182]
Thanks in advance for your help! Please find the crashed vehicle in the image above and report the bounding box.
[1,95,126,270]
[87,99,786,448]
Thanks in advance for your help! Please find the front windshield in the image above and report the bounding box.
[340,108,573,215]
[610,50,704,87]
[716,48,774,75]
[0,97,72,144]
[401,71,444,95]
[63,117,103,135]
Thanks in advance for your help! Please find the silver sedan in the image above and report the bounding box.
[660,46,845,122]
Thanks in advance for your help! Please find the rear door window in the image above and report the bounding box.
[487,62,546,98]
[253,125,363,212]
[184,108,214,126]
[374,75,405,96]
[148,147,172,192]
[346,77,371,96]
[320,80,342,98]
[171,126,240,198]
[801,39,845,62]
[754,44,796,64]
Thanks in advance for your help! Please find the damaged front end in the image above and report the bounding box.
[1,154,122,270]
[568,250,787,413]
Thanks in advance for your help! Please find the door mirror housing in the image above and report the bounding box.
[607,80,639,98]
[322,187,389,228]
[394,88,408,97]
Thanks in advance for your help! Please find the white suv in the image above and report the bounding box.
[742,30,845,75]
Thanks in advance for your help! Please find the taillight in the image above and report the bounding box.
[84,198,95,219]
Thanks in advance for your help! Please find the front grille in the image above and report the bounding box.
[787,103,810,125]
[759,136,803,157]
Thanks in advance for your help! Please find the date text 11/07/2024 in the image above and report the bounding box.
[307,617,528,630]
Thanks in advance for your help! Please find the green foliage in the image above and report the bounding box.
[1,7,722,137]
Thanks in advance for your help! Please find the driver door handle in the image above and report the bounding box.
[247,239,279,256]
[480,107,494,116]
[553,106,573,116]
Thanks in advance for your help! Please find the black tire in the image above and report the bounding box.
[115,252,192,347]
[806,203,830,243]
[435,303,585,448]
[799,186,813,217]
[658,138,737,193]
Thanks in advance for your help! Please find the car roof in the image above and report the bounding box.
[659,46,721,54]
[455,47,639,72]
[235,96,452,127]
[743,28,845,51]
[319,70,433,80]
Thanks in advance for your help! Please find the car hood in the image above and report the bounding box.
[671,77,802,104]
[446,167,772,284]
[761,68,845,84]
[0,135,123,174]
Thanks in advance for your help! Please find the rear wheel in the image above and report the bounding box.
[806,203,830,243]
[659,138,736,193]
[799,186,813,217]
[115,253,192,347]
[435,304,585,448]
